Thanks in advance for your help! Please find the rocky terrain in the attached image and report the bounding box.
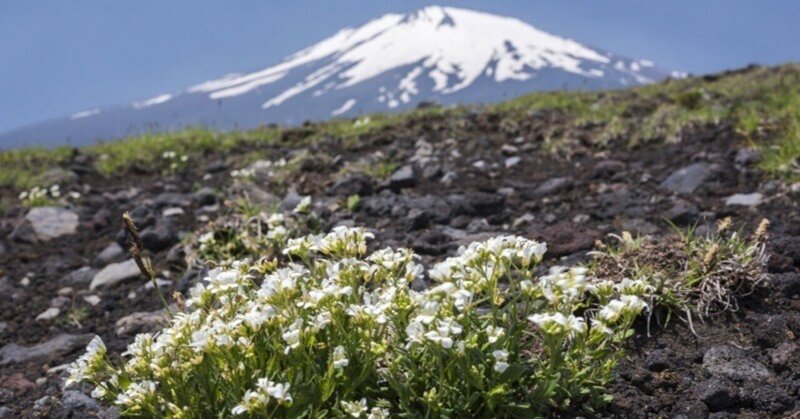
[1,64,800,417]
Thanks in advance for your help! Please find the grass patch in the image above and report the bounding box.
[591,218,769,329]
[0,146,72,190]
[2,64,800,191]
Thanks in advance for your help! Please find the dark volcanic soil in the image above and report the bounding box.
[1,110,799,418]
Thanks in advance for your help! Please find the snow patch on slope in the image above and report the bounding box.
[70,109,100,120]
[331,99,357,116]
[133,94,173,109]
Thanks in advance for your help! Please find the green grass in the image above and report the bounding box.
[0,146,73,190]
[2,63,800,192]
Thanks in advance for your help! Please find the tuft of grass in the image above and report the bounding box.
[363,160,398,179]
[590,218,769,331]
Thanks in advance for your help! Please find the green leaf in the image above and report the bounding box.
[499,364,528,383]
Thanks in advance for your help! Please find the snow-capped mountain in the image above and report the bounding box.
[0,6,684,148]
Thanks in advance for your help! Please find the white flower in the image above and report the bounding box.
[485,325,505,344]
[590,318,614,337]
[282,319,304,353]
[265,381,293,404]
[405,320,426,347]
[243,305,275,330]
[428,259,456,282]
[415,300,440,324]
[232,379,292,414]
[198,231,214,244]
[283,236,315,256]
[333,346,349,369]
[599,295,647,323]
[528,312,586,338]
[452,289,473,310]
[368,406,391,419]
[517,239,547,266]
[342,398,368,417]
[267,225,288,240]
[492,349,509,373]
[598,299,626,323]
[423,319,462,349]
[189,330,210,351]
[312,310,332,331]
[205,268,241,293]
[267,213,285,228]
[91,385,107,399]
[232,390,267,415]
[65,336,106,387]
[115,380,156,408]
[319,226,374,256]
[293,196,312,214]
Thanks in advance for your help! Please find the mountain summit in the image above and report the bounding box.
[1,6,682,148]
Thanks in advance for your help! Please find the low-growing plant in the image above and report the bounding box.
[161,151,189,174]
[364,161,399,180]
[68,226,651,417]
[346,194,361,212]
[18,184,81,207]
[195,196,316,264]
[590,218,769,331]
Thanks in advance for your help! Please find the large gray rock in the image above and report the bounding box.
[389,165,417,190]
[97,242,124,263]
[659,163,711,194]
[90,259,141,290]
[702,345,771,382]
[61,390,103,414]
[725,192,763,206]
[192,187,218,206]
[115,310,168,337]
[60,266,98,286]
[692,378,738,412]
[139,221,178,252]
[153,192,191,209]
[330,174,373,197]
[0,334,93,366]
[532,177,574,197]
[25,207,79,241]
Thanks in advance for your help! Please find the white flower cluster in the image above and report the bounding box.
[66,336,106,387]
[231,158,287,180]
[67,223,652,416]
[161,150,188,172]
[353,117,372,128]
[161,150,188,162]
[18,184,81,205]
[231,379,293,415]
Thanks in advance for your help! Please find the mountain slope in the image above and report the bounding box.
[0,6,682,148]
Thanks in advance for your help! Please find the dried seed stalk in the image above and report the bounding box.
[122,212,172,315]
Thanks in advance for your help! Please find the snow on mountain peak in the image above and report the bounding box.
[0,6,680,148]
[188,6,649,109]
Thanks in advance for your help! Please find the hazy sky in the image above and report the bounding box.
[2,1,799,133]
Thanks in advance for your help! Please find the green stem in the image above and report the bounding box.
[149,274,173,317]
